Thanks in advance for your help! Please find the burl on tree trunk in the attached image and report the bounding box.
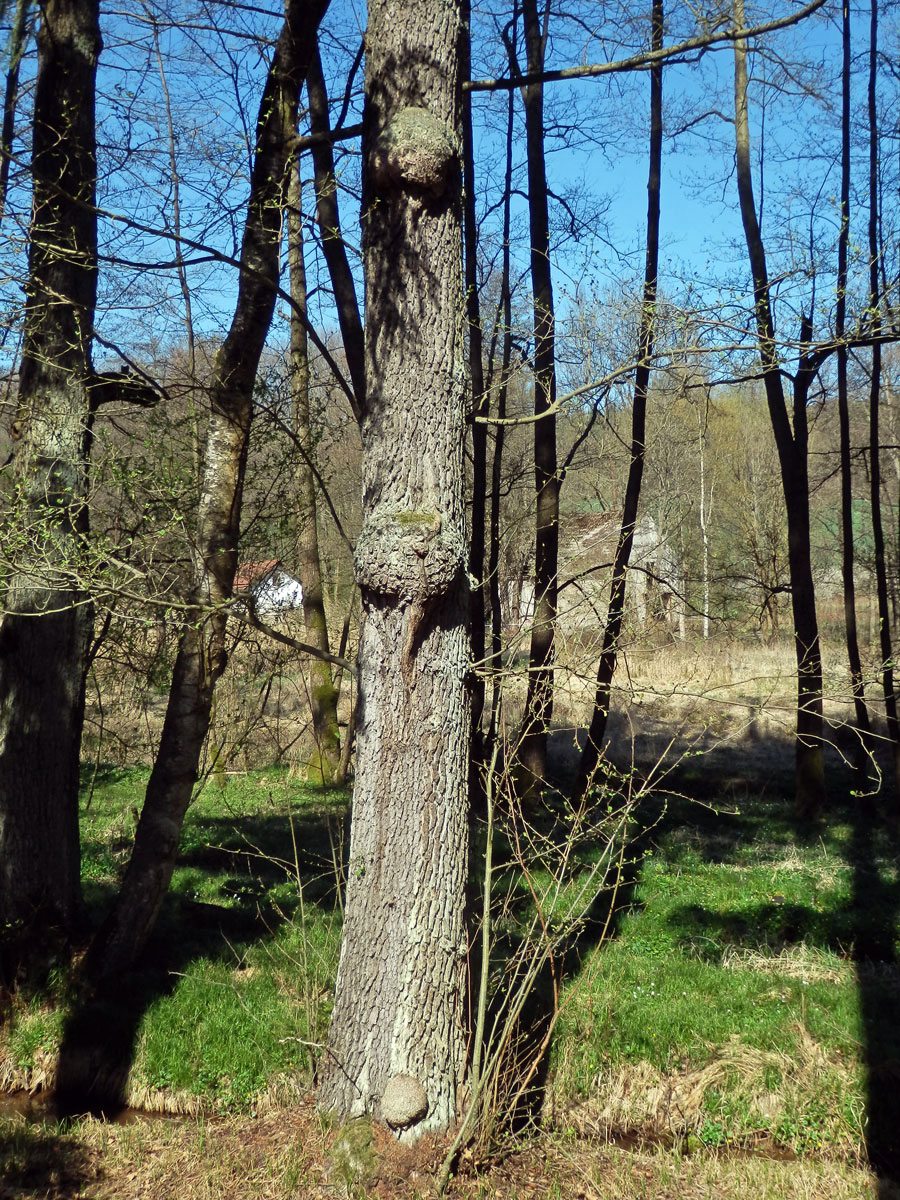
[317,0,471,1139]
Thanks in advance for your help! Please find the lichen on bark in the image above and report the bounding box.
[371,105,456,196]
[354,506,465,601]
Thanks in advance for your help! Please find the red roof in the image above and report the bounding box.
[234,559,280,592]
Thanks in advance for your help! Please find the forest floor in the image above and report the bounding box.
[3,637,900,1197]
[0,1098,892,1199]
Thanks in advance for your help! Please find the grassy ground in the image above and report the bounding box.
[2,738,899,1196]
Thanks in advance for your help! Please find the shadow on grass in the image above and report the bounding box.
[849,807,900,1192]
[53,779,349,1120]
[0,1114,97,1198]
[466,760,660,1135]
[651,750,900,1186]
[480,722,900,1185]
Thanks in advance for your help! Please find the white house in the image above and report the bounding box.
[234,559,304,614]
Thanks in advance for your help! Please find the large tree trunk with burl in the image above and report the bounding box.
[84,0,331,979]
[318,0,470,1139]
[0,0,100,968]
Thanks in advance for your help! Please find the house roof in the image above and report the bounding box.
[561,511,658,574]
[234,559,280,592]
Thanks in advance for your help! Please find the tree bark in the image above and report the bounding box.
[865,0,900,798]
[287,169,342,784]
[733,5,825,817]
[517,0,559,795]
[463,0,489,759]
[486,78,516,751]
[307,38,365,417]
[0,0,100,953]
[835,0,872,783]
[84,0,331,978]
[318,0,470,1138]
[575,0,662,797]
[0,0,31,224]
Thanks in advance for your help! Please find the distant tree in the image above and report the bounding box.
[732,0,826,816]
[577,0,663,794]
[85,0,331,978]
[516,0,560,797]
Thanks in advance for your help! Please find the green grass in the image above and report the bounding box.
[5,761,899,1169]
[3,766,347,1110]
[550,788,900,1158]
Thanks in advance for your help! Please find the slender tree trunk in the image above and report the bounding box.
[575,0,662,796]
[0,0,31,223]
[487,79,516,751]
[733,5,825,817]
[698,403,711,641]
[84,0,331,978]
[0,0,100,956]
[517,0,559,795]
[287,171,342,783]
[835,0,872,782]
[463,0,489,759]
[307,38,365,416]
[318,0,470,1138]
[866,0,900,798]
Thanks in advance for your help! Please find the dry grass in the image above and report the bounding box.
[546,1139,890,1200]
[547,1026,860,1159]
[720,944,849,985]
[0,1105,889,1200]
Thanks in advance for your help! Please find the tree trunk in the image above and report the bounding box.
[307,39,365,416]
[318,0,470,1138]
[287,170,342,784]
[835,0,872,783]
[463,0,489,760]
[732,6,825,817]
[486,79,516,751]
[84,0,331,978]
[517,0,559,795]
[0,0,100,956]
[866,0,900,799]
[0,0,31,223]
[575,0,662,797]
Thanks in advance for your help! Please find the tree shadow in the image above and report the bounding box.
[0,1110,97,1198]
[476,719,900,1187]
[52,784,348,1120]
[848,806,900,1191]
[466,763,659,1135]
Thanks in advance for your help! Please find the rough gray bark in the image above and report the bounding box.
[318,0,470,1138]
[0,0,100,951]
[733,7,825,817]
[84,0,331,978]
[287,170,342,784]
